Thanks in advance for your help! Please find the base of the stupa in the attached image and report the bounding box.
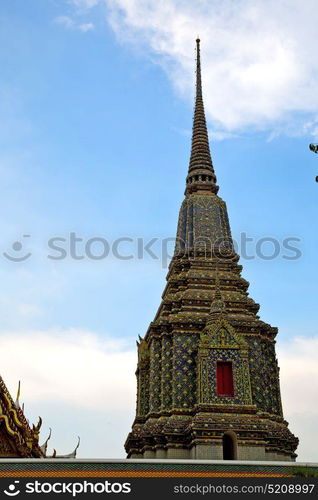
[130,446,295,462]
[126,411,298,462]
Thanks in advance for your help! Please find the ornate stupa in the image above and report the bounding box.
[125,39,298,461]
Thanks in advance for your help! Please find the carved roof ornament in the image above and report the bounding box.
[201,319,249,351]
[206,264,227,324]
[137,335,150,366]
[32,416,42,441]
[209,276,226,315]
[40,427,52,455]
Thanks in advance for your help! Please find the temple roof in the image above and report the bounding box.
[0,375,43,458]
[0,375,80,458]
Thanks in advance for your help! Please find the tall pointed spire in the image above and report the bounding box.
[186,38,219,196]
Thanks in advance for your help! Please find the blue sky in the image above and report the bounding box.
[0,0,318,460]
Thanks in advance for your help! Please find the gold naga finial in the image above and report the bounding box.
[15,380,21,407]
[33,416,43,434]
[40,428,52,456]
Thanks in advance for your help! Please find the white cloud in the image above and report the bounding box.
[209,129,238,142]
[98,0,318,138]
[55,15,75,29]
[54,15,95,32]
[0,329,136,411]
[70,0,100,8]
[17,303,43,318]
[276,337,318,462]
[0,329,317,460]
[78,23,95,32]
[278,337,318,417]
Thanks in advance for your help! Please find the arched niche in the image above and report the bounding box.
[222,431,237,460]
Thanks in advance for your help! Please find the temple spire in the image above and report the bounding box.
[186,38,219,196]
[196,37,202,98]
